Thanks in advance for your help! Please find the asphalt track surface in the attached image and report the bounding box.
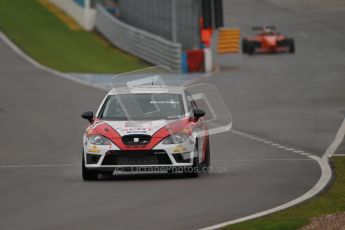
[0,1,344,230]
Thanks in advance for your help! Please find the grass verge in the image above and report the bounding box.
[0,0,148,73]
[225,157,345,230]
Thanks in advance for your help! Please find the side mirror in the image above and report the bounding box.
[193,109,206,121]
[81,111,94,123]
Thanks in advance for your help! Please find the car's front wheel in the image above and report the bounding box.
[288,39,295,53]
[82,152,98,181]
[184,138,210,178]
[247,41,255,55]
[242,39,248,54]
[202,140,210,173]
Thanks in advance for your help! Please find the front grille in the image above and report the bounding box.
[122,135,151,146]
[102,150,172,165]
[86,154,101,164]
[172,154,191,163]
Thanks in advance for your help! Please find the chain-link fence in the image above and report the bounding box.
[117,0,201,50]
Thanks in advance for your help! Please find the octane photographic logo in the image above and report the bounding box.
[110,65,232,173]
[113,165,230,174]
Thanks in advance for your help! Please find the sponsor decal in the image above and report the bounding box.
[119,127,152,134]
[172,145,188,153]
[150,100,179,104]
[126,130,148,134]
[88,145,101,153]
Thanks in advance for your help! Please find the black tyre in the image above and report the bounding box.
[199,139,210,174]
[242,39,248,54]
[247,42,255,55]
[82,153,98,181]
[288,39,295,53]
[183,139,202,178]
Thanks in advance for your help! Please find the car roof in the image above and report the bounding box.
[107,85,185,95]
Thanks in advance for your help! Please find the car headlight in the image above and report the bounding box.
[88,135,111,145]
[162,133,189,145]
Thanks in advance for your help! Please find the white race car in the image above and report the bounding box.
[81,85,210,180]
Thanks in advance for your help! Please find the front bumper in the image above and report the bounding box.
[255,46,290,53]
[83,136,195,172]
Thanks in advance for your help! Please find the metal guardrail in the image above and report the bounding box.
[95,5,182,73]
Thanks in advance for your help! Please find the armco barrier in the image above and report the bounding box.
[49,0,96,31]
[95,5,182,73]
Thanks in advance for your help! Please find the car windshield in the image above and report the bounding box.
[99,93,185,120]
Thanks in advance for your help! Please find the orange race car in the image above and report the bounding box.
[242,26,295,55]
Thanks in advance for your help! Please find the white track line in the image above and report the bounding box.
[229,129,311,155]
[285,148,296,151]
[0,164,79,168]
[202,126,340,230]
[0,159,312,169]
[293,150,304,153]
[213,159,313,162]
[0,159,313,169]
[0,29,339,230]
[324,118,345,158]
[200,155,331,230]
[0,158,312,169]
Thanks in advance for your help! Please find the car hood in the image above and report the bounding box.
[103,120,178,136]
[264,36,277,46]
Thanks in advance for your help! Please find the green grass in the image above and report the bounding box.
[225,157,345,230]
[0,0,148,73]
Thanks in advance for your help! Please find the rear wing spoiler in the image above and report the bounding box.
[252,26,276,31]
